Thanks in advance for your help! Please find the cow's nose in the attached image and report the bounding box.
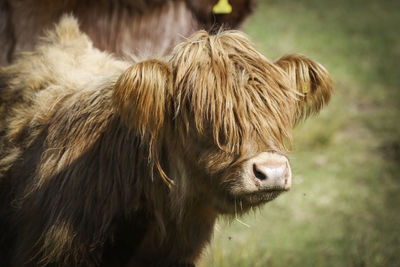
[252,161,291,190]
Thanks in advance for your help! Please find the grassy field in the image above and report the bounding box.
[199,0,400,266]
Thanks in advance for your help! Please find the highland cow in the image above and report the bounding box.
[0,16,333,266]
[0,0,255,65]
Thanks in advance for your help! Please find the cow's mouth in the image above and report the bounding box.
[218,188,286,214]
[232,189,284,205]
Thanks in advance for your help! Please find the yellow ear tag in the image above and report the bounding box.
[213,0,232,14]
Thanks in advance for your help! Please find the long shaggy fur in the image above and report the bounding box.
[0,16,333,266]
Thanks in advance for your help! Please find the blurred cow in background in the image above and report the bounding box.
[0,0,255,65]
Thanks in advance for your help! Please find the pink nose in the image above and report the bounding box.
[252,160,291,190]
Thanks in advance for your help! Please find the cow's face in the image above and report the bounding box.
[113,30,333,214]
[184,135,293,214]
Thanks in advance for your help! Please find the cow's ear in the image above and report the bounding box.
[113,59,172,139]
[275,54,333,124]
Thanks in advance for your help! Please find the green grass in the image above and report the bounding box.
[200,0,400,266]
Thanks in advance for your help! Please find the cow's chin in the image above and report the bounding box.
[214,189,285,215]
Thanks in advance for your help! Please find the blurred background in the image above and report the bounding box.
[200,0,400,266]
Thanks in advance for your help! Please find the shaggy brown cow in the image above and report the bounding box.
[0,16,333,266]
[0,0,255,65]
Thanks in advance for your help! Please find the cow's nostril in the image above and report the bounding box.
[253,164,267,180]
